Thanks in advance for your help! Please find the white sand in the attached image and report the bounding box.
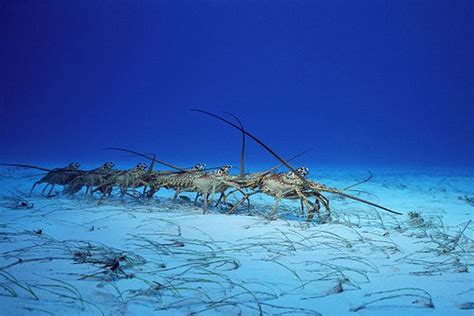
[0,166,472,315]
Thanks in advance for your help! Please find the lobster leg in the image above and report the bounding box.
[147,187,156,198]
[41,184,50,195]
[215,192,225,207]
[295,187,320,223]
[217,188,240,207]
[173,188,181,202]
[47,184,56,197]
[227,189,257,214]
[270,197,281,220]
[316,192,330,218]
[203,193,210,214]
[303,198,318,223]
[120,177,130,202]
[30,181,41,195]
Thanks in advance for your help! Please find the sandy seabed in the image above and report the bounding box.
[0,166,473,315]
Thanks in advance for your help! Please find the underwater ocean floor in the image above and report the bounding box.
[0,165,473,315]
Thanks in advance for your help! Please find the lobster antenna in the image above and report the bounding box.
[223,112,245,179]
[105,147,187,172]
[343,170,373,191]
[0,163,51,172]
[191,109,403,216]
[191,109,302,177]
[322,187,402,215]
[263,148,312,175]
[147,154,156,174]
[106,147,221,173]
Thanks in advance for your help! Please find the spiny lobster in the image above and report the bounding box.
[0,162,83,197]
[191,109,403,223]
[105,148,248,211]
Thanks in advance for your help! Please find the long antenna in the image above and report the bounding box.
[191,109,300,176]
[105,147,187,172]
[0,163,51,172]
[343,171,373,190]
[224,112,245,178]
[147,154,156,173]
[262,149,312,175]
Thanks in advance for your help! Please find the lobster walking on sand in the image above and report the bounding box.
[92,162,151,202]
[0,110,403,224]
[191,109,403,223]
[64,162,117,196]
[105,148,249,212]
[0,162,83,197]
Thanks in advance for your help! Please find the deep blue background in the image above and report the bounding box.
[1,0,473,168]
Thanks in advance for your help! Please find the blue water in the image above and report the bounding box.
[1,1,473,170]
